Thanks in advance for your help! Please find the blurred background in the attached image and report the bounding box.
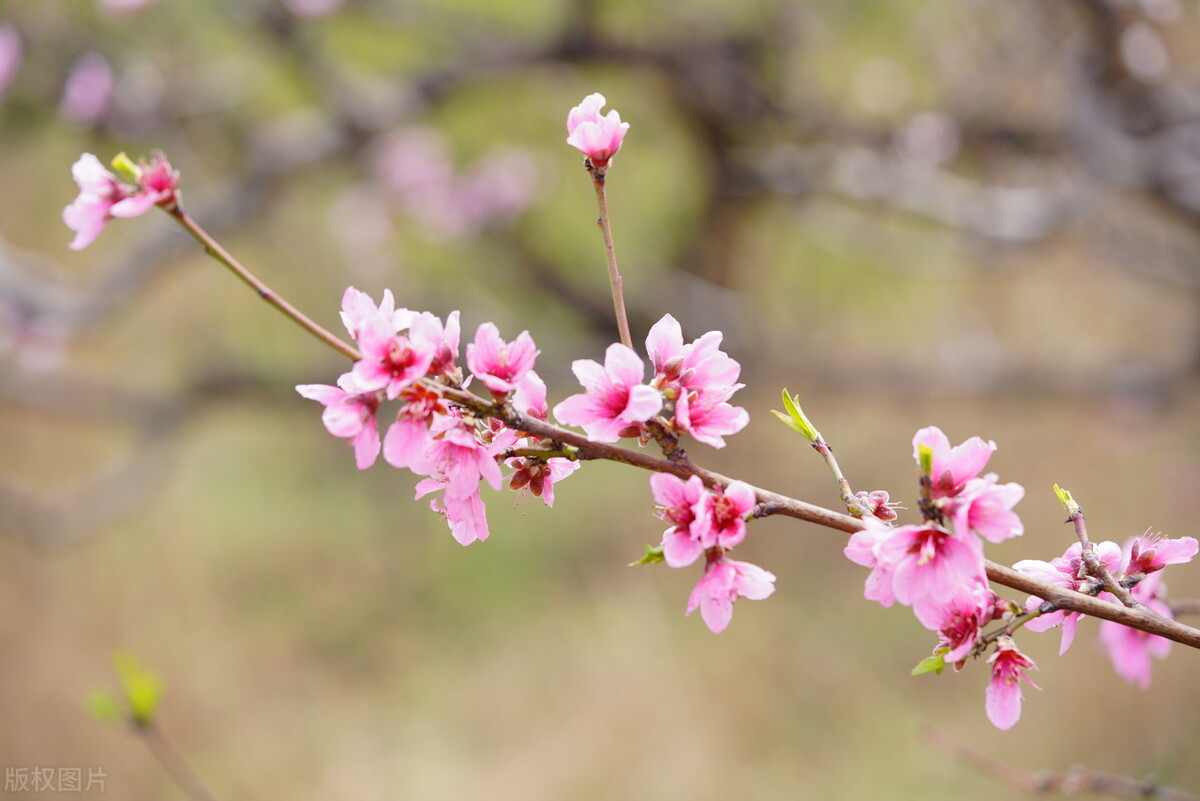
[2,0,1200,798]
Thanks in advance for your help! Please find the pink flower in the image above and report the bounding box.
[0,25,22,101]
[985,637,1039,730]
[917,584,998,664]
[1100,570,1174,688]
[1015,541,1122,654]
[416,477,490,546]
[339,287,412,342]
[420,419,503,499]
[59,51,113,124]
[708,480,756,550]
[352,311,440,399]
[645,314,741,398]
[844,517,901,608]
[686,556,776,634]
[851,490,900,521]
[381,384,446,470]
[466,323,538,396]
[566,93,629,169]
[674,385,748,448]
[1125,530,1198,577]
[552,343,663,442]
[651,473,712,567]
[950,474,1024,543]
[885,524,986,624]
[295,373,382,469]
[913,426,995,498]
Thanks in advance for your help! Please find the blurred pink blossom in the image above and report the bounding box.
[59,51,114,124]
[98,0,159,12]
[282,0,348,18]
[1099,572,1173,688]
[0,25,22,101]
[63,153,171,250]
[566,93,629,169]
[950,474,1024,543]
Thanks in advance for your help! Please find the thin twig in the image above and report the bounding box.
[923,725,1198,800]
[138,723,219,801]
[588,168,634,351]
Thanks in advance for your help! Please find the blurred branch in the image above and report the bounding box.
[924,726,1198,800]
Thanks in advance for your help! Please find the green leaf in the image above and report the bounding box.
[772,389,821,442]
[1052,484,1080,516]
[911,653,946,677]
[628,544,666,567]
[112,650,164,726]
[85,689,124,726]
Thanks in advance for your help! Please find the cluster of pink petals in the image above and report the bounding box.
[986,637,1040,730]
[650,473,771,632]
[846,517,986,624]
[651,474,755,568]
[918,584,1002,664]
[646,314,748,448]
[686,556,776,635]
[552,314,747,450]
[566,93,629,169]
[1015,541,1121,654]
[299,288,579,544]
[1015,530,1196,688]
[844,429,1023,611]
[63,153,179,250]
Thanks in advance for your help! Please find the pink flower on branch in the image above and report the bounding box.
[416,477,491,546]
[63,152,180,250]
[651,473,712,568]
[916,584,1000,664]
[466,322,538,396]
[686,556,776,634]
[913,426,996,499]
[1015,541,1122,654]
[985,637,1039,730]
[1124,530,1198,578]
[950,474,1024,543]
[553,343,662,442]
[352,311,441,400]
[566,93,629,169]
[295,374,383,470]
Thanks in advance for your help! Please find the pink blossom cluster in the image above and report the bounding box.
[649,474,774,633]
[298,288,579,546]
[63,153,179,250]
[554,313,748,448]
[845,426,1032,728]
[1016,530,1197,688]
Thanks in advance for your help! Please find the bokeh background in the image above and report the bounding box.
[2,0,1200,798]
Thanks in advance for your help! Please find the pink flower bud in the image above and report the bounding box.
[566,93,629,169]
